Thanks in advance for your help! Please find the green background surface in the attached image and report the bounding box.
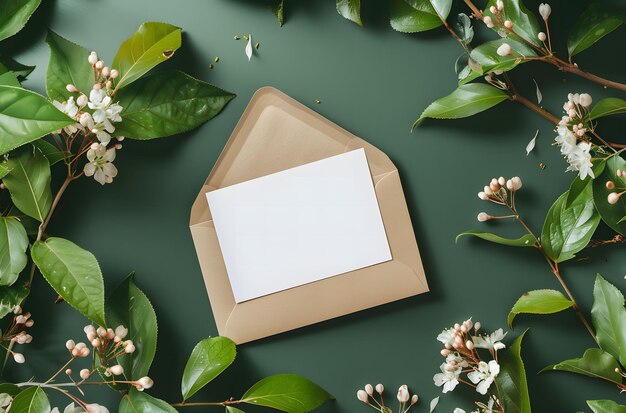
[5,0,626,411]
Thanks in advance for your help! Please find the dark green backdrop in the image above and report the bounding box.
[5,0,626,411]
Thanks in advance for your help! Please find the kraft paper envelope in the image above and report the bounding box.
[189,87,429,344]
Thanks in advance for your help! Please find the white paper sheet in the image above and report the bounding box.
[206,148,392,303]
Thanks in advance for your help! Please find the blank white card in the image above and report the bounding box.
[206,148,392,303]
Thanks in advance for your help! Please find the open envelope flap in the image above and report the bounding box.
[189,87,428,343]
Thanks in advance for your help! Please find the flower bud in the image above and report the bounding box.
[110,69,119,79]
[484,185,493,195]
[77,94,88,107]
[507,176,522,191]
[106,328,115,339]
[466,340,475,350]
[13,305,21,314]
[25,319,34,327]
[504,20,513,29]
[474,321,481,331]
[397,385,410,403]
[579,93,592,107]
[91,338,101,347]
[538,32,547,42]
[539,3,551,20]
[496,0,504,10]
[411,394,419,405]
[65,340,75,351]
[13,353,25,363]
[375,383,384,394]
[497,43,512,57]
[80,369,91,379]
[440,349,451,357]
[96,327,107,337]
[137,376,154,390]
[101,66,111,77]
[477,212,492,222]
[489,6,497,14]
[116,136,125,141]
[88,52,98,65]
[608,192,622,205]
[606,181,616,190]
[95,60,104,70]
[66,84,79,93]
[110,364,124,375]
[357,389,368,403]
[478,191,489,200]
[483,16,494,28]
[365,384,373,396]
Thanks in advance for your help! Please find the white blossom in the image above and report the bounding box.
[433,362,460,393]
[467,360,500,395]
[0,393,11,413]
[437,328,456,346]
[566,142,594,180]
[555,126,577,156]
[538,3,551,20]
[84,144,118,185]
[472,328,506,351]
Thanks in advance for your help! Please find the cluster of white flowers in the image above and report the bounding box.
[434,320,505,412]
[606,169,626,205]
[555,93,595,180]
[356,383,418,413]
[476,176,523,222]
[52,51,125,185]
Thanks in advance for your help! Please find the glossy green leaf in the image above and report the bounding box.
[470,38,536,75]
[0,0,42,42]
[107,273,157,380]
[0,284,28,319]
[272,0,284,26]
[508,289,573,327]
[242,374,332,413]
[0,72,20,87]
[592,274,626,366]
[226,408,245,413]
[484,0,541,46]
[587,400,626,413]
[592,155,626,235]
[0,383,20,396]
[119,389,178,413]
[456,230,536,247]
[115,70,235,139]
[568,3,623,57]
[0,85,73,155]
[31,237,106,327]
[390,0,442,33]
[0,217,28,286]
[414,83,508,127]
[542,348,622,383]
[496,330,531,413]
[181,336,236,400]
[9,387,50,413]
[540,188,600,262]
[428,0,452,20]
[31,139,69,165]
[336,0,361,26]
[112,22,182,90]
[566,160,605,207]
[45,30,94,102]
[452,13,473,45]
[0,56,35,80]
[3,148,52,222]
[589,98,626,121]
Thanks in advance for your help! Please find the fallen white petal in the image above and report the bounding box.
[526,129,538,155]
[245,34,253,61]
[430,396,440,413]
[533,78,542,104]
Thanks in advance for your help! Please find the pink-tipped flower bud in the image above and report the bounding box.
[608,192,622,205]
[357,389,368,403]
[65,368,72,375]
[66,84,79,93]
[489,6,497,14]
[110,364,124,375]
[474,321,481,331]
[110,69,119,79]
[397,385,410,403]
[96,327,107,337]
[497,0,504,10]
[411,394,419,405]
[579,93,592,107]
[66,340,75,351]
[137,376,154,390]
[440,349,451,357]
[365,384,373,396]
[101,66,111,77]
[77,94,88,107]
[477,212,492,222]
[504,20,513,29]
[375,384,384,394]
[497,43,512,57]
[606,181,616,190]
[25,319,34,327]
[507,176,522,191]
[498,176,506,186]
[124,341,136,354]
[95,60,104,70]
[13,352,25,363]
[483,16,494,28]
[478,191,489,200]
[466,340,475,350]
[88,52,98,65]
[91,338,101,347]
[80,369,91,379]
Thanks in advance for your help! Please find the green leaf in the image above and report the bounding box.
[592,155,626,235]
[3,148,52,222]
[540,188,600,262]
[589,98,626,121]
[31,139,69,165]
[390,0,443,33]
[427,0,452,21]
[31,237,106,327]
[272,0,284,27]
[107,273,157,381]
[508,289,574,327]
[242,374,332,413]
[456,230,536,247]
[452,13,474,45]
[592,274,626,366]
[112,22,182,90]
[0,85,73,155]
[413,83,508,127]
[226,408,245,413]
[542,348,622,383]
[182,337,236,401]
[9,387,50,413]
[568,3,623,57]
[566,160,605,207]
[0,0,42,42]
[470,38,536,75]
[115,70,235,140]
[0,383,20,396]
[45,30,94,102]
[0,56,35,81]
[0,217,28,286]
[0,72,20,87]
[336,0,361,26]
[119,389,178,413]
[496,330,531,413]
[587,400,626,413]
[0,284,28,319]
[484,0,541,47]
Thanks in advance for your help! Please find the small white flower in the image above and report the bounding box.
[579,93,592,107]
[538,3,551,20]
[555,126,577,156]
[468,360,500,395]
[433,362,460,393]
[437,328,456,346]
[85,404,110,413]
[115,325,128,339]
[496,43,512,56]
[0,393,12,412]
[453,409,466,413]
[84,144,118,185]
[88,52,98,65]
[566,142,594,180]
[472,328,507,351]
